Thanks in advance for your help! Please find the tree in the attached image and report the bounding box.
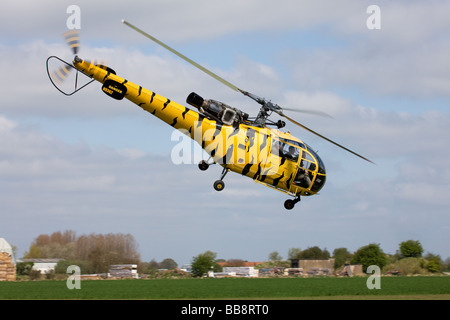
[159,258,178,269]
[445,257,450,272]
[16,262,34,276]
[299,246,330,259]
[191,251,221,277]
[23,230,141,273]
[268,251,283,262]
[77,233,140,273]
[55,259,92,274]
[147,259,160,269]
[224,259,246,267]
[23,245,42,259]
[399,240,423,258]
[424,253,443,273]
[351,243,387,272]
[333,248,352,270]
[287,248,302,260]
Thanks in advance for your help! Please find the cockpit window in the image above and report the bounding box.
[271,138,303,162]
[304,143,326,174]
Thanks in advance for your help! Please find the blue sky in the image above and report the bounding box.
[1,0,450,267]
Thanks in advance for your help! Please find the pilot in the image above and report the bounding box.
[286,146,297,161]
[294,168,312,188]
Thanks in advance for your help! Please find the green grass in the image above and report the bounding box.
[1,276,450,299]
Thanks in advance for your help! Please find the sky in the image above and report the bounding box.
[1,0,450,267]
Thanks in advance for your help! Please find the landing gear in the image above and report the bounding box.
[198,159,229,192]
[213,167,229,192]
[284,196,301,210]
[198,160,209,171]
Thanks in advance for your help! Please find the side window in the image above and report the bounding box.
[271,139,299,162]
[300,150,315,170]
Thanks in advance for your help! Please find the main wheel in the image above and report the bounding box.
[284,199,295,210]
[198,160,209,171]
[213,180,225,191]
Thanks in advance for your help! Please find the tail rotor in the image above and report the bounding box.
[46,29,108,95]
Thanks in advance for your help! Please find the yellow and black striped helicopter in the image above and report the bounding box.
[46,21,372,210]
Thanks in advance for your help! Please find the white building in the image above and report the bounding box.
[20,259,62,274]
[222,267,259,277]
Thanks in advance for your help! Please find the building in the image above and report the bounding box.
[290,259,335,275]
[180,264,192,273]
[338,264,364,276]
[20,258,62,274]
[109,264,138,279]
[217,262,263,268]
[0,238,16,281]
[221,267,259,277]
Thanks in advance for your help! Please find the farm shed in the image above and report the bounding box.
[222,267,259,277]
[0,238,16,281]
[290,259,335,275]
[20,258,62,274]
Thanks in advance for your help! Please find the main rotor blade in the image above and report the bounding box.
[280,112,374,164]
[122,20,241,93]
[121,20,371,163]
[282,107,334,119]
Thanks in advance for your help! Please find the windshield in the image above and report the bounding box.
[271,137,327,193]
[304,143,326,174]
[304,143,326,192]
[271,138,303,162]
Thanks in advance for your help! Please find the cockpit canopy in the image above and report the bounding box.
[271,137,326,193]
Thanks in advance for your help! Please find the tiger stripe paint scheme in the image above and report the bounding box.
[72,57,324,197]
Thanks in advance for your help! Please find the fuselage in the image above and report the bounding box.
[73,57,326,197]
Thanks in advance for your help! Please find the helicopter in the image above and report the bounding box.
[46,21,373,210]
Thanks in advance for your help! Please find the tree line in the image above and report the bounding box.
[19,231,449,277]
[271,240,445,273]
[190,241,449,277]
[23,230,140,274]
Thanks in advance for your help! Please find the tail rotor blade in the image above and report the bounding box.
[51,64,72,85]
[64,29,80,55]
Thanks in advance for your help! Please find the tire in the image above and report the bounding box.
[198,160,209,171]
[213,180,225,191]
[284,199,295,210]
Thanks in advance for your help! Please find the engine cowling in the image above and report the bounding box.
[186,92,247,126]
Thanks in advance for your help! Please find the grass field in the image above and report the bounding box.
[1,276,450,300]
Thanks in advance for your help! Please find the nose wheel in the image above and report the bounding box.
[284,196,301,210]
[213,167,229,192]
[214,180,225,191]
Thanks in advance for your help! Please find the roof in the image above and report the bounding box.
[20,258,63,263]
[0,238,13,256]
[0,238,15,264]
[218,262,263,267]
